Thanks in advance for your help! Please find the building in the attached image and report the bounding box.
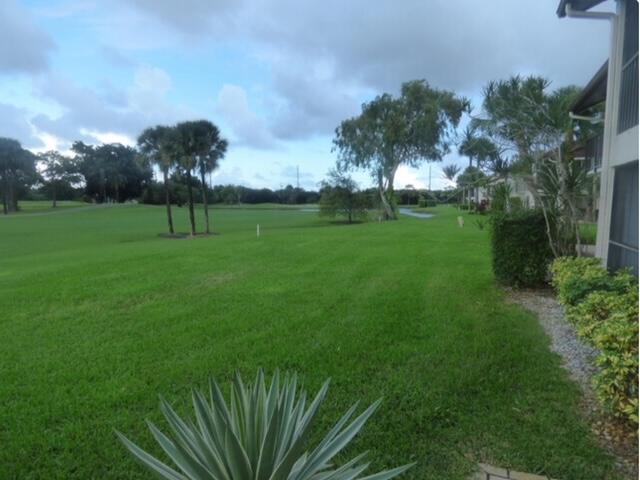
[558,0,638,275]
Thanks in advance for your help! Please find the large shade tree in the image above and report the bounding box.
[72,141,152,203]
[38,151,81,208]
[138,126,179,234]
[0,138,38,214]
[334,80,468,220]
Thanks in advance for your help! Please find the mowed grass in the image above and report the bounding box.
[0,204,616,479]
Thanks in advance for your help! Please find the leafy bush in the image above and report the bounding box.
[490,209,553,286]
[552,259,639,425]
[569,286,638,424]
[117,370,413,480]
[550,257,634,306]
[508,196,524,212]
[490,183,511,213]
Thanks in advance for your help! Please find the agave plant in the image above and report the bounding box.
[116,370,413,480]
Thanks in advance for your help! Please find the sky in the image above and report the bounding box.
[0,0,611,190]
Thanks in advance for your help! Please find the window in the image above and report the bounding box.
[617,0,639,133]
[607,160,638,275]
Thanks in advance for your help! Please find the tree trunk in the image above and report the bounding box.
[163,169,174,234]
[186,169,197,236]
[52,184,57,208]
[199,167,210,234]
[114,180,120,203]
[100,168,106,203]
[8,174,16,212]
[2,170,7,215]
[378,186,396,220]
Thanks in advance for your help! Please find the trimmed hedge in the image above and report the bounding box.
[490,209,553,287]
[552,257,639,425]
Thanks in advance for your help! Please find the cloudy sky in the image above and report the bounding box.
[0,0,610,190]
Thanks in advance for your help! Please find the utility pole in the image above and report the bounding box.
[296,165,300,189]
[428,164,432,191]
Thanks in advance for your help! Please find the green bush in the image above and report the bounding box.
[568,286,638,424]
[508,196,524,212]
[490,209,553,286]
[550,257,635,306]
[552,258,639,425]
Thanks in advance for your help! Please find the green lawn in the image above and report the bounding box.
[8,200,89,214]
[579,222,598,245]
[0,204,616,479]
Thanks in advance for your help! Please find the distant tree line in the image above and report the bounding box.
[141,182,320,207]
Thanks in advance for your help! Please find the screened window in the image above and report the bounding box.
[607,160,639,275]
[617,0,639,133]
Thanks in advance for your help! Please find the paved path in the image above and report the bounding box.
[472,463,558,480]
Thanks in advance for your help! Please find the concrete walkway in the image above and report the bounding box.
[472,463,558,480]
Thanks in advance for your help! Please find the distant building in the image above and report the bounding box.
[557,0,638,275]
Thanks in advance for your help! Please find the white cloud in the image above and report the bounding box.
[216,84,277,149]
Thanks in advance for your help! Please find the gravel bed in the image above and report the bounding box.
[506,287,637,480]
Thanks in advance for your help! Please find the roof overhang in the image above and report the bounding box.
[556,0,607,17]
[571,60,608,114]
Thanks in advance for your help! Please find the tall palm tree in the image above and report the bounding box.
[174,121,200,236]
[195,123,228,234]
[138,126,176,234]
[442,164,461,183]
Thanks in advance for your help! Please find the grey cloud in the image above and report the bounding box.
[99,45,136,68]
[270,66,360,140]
[0,103,43,148]
[31,69,194,146]
[0,0,56,74]
[122,0,240,35]
[115,0,609,146]
[216,84,278,149]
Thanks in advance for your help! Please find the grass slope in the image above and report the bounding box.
[0,205,616,479]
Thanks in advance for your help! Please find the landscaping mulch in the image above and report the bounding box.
[506,287,638,480]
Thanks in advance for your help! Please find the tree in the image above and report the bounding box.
[319,168,370,223]
[73,141,151,203]
[334,80,468,220]
[442,164,461,183]
[175,120,225,236]
[457,166,486,208]
[138,126,178,234]
[38,151,81,208]
[0,138,38,214]
[473,76,587,256]
[194,122,228,234]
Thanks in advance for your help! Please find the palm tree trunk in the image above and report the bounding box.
[163,169,174,234]
[186,169,196,236]
[199,167,210,234]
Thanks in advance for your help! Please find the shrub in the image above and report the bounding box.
[490,209,553,287]
[508,196,524,212]
[117,370,414,480]
[425,199,437,208]
[552,259,639,425]
[568,286,638,424]
[550,257,635,306]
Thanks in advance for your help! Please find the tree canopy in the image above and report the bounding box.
[334,79,469,219]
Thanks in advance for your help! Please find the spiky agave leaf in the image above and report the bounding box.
[117,370,414,480]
